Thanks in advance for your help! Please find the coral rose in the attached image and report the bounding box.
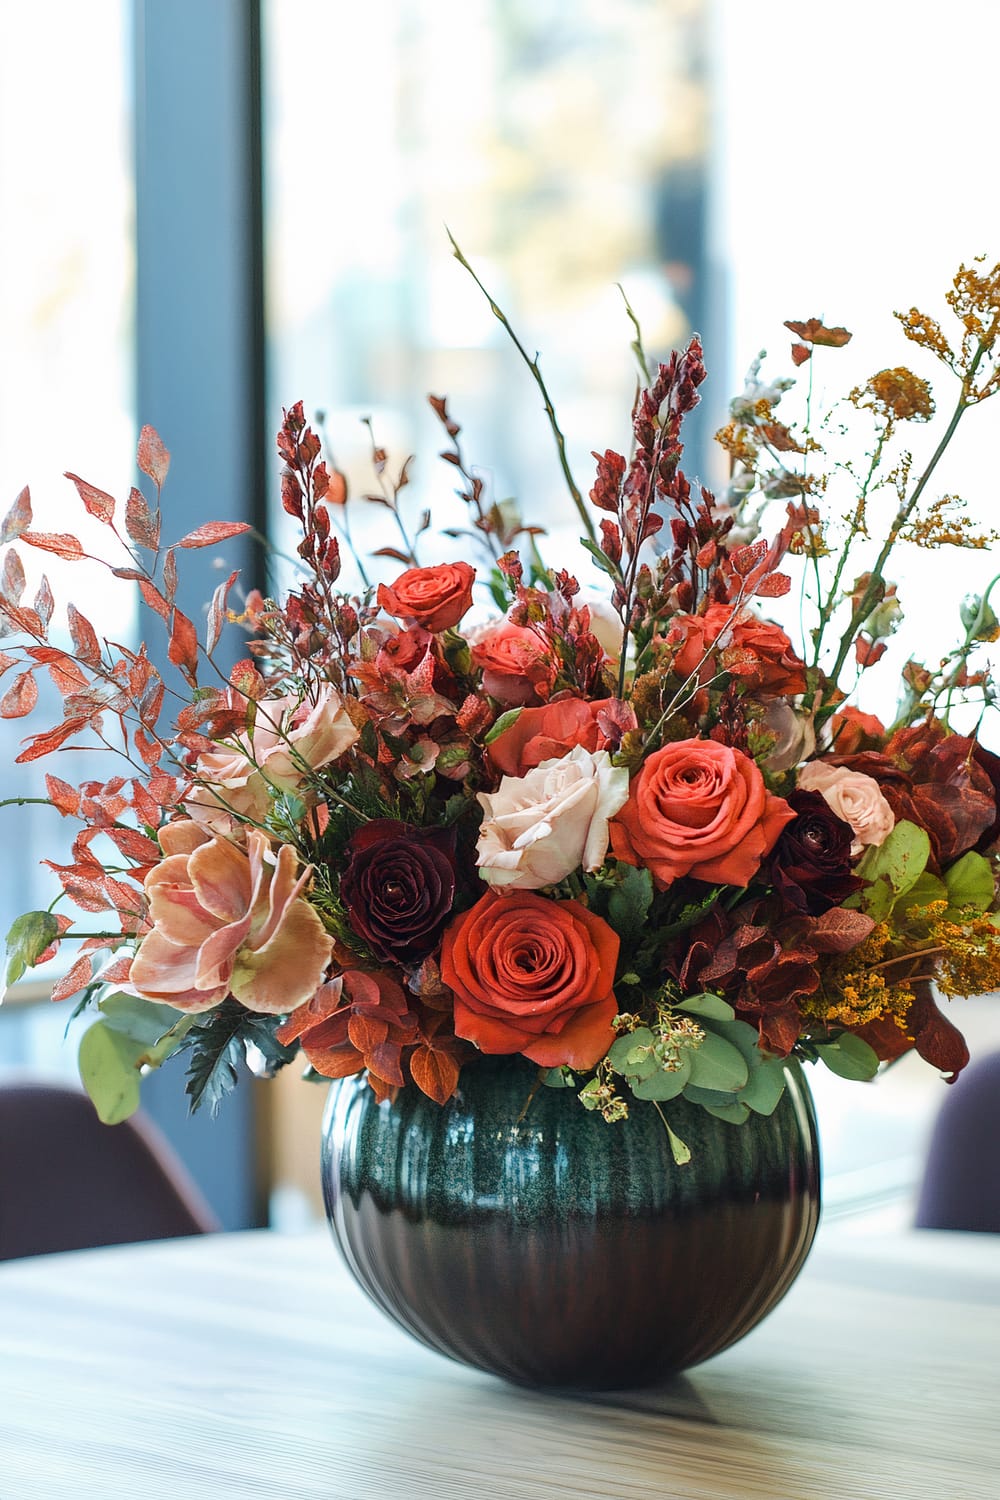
[669,603,807,696]
[488,697,623,777]
[796,761,895,856]
[440,889,619,1068]
[471,623,557,706]
[476,745,629,889]
[378,562,476,633]
[129,824,333,1014]
[610,739,795,890]
[185,685,359,833]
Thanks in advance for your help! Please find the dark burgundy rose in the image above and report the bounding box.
[769,790,861,916]
[340,819,456,964]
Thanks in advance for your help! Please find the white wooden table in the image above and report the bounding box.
[0,1224,997,1500]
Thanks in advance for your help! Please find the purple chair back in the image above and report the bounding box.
[0,1080,220,1259]
[915,1051,1000,1233]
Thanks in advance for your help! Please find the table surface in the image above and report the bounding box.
[1,1222,997,1500]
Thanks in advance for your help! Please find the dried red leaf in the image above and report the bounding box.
[137,425,170,490]
[790,343,812,367]
[15,715,88,763]
[0,486,32,545]
[133,724,163,768]
[51,954,94,1003]
[754,572,792,598]
[168,609,199,682]
[107,826,162,864]
[163,548,178,604]
[34,576,54,631]
[64,472,115,524]
[0,650,17,678]
[409,1041,462,1103]
[2,547,25,605]
[177,521,252,549]
[207,569,239,655]
[45,774,81,817]
[19,531,86,561]
[125,487,161,551]
[230,658,266,701]
[138,578,171,621]
[783,319,853,348]
[0,669,37,718]
[68,603,101,667]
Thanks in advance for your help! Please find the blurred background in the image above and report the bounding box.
[0,0,997,1232]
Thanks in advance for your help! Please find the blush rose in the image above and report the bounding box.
[475,745,629,889]
[440,889,619,1068]
[610,738,795,890]
[378,562,476,633]
[795,761,895,856]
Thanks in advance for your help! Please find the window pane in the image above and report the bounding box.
[0,1,133,1038]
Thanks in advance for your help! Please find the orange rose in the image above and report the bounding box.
[610,738,795,889]
[829,705,886,755]
[378,562,475,633]
[669,603,807,697]
[488,697,619,776]
[471,623,557,706]
[440,889,618,1068]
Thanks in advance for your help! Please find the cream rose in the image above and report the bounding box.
[796,761,895,856]
[186,685,359,833]
[475,744,629,890]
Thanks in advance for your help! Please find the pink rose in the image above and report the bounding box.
[129,823,333,1014]
[476,745,630,890]
[795,762,895,856]
[185,684,359,832]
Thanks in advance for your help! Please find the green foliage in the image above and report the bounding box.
[78,994,191,1125]
[675,993,736,1022]
[176,999,298,1116]
[539,1065,576,1089]
[4,910,59,988]
[813,1031,881,1081]
[606,865,654,948]
[483,708,522,746]
[943,850,995,914]
[855,820,930,901]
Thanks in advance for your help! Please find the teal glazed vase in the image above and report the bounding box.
[321,1054,820,1390]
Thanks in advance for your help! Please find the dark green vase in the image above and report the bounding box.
[321,1054,820,1390]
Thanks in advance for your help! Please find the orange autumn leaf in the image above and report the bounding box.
[783,318,852,348]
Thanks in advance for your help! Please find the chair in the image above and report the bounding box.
[0,1079,220,1259]
[914,1051,1000,1233]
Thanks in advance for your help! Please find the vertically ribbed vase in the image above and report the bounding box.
[321,1053,820,1390]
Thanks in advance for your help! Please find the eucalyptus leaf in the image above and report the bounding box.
[607,1028,654,1074]
[665,1121,692,1166]
[630,1061,690,1101]
[682,1083,744,1108]
[703,1099,751,1125]
[709,1016,767,1067]
[539,1066,576,1089]
[901,871,948,913]
[98,992,184,1048]
[816,1033,880,1081]
[686,1031,749,1093]
[675,992,735,1022]
[738,1059,788,1116]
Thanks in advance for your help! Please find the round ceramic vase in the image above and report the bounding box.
[321,1053,820,1390]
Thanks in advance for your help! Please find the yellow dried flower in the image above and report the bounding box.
[851,367,935,423]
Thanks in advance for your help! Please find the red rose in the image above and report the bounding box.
[471,623,557,706]
[488,697,622,777]
[669,603,807,696]
[610,738,795,889]
[378,562,476,633]
[440,889,618,1068]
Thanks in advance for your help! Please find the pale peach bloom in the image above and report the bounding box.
[185,685,359,833]
[582,596,625,661]
[129,826,333,1014]
[796,761,895,856]
[475,744,630,890]
[762,699,817,774]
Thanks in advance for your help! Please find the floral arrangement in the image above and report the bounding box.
[2,254,999,1161]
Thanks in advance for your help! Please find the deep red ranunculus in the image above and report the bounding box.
[440,888,618,1068]
[340,819,457,964]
